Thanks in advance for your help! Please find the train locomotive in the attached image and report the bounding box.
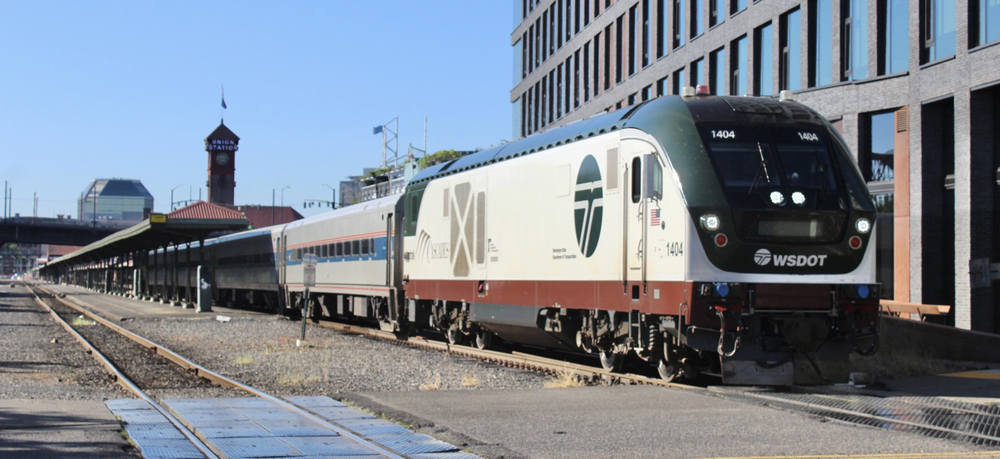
[153,92,880,385]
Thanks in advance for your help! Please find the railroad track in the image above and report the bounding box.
[307,318,697,390]
[28,284,411,459]
[34,283,1000,454]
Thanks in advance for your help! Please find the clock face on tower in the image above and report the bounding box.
[216,152,230,166]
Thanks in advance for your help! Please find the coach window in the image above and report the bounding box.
[353,240,361,256]
[361,239,370,255]
[631,156,643,203]
[335,242,342,257]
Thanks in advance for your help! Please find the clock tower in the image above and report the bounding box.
[205,120,240,206]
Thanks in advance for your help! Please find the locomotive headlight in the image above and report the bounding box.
[791,192,806,206]
[770,191,786,206]
[855,218,872,234]
[700,214,721,231]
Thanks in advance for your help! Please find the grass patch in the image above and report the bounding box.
[233,355,254,365]
[544,367,587,388]
[418,372,442,390]
[70,316,95,326]
[460,373,479,387]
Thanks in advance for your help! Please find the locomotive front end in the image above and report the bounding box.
[675,96,880,385]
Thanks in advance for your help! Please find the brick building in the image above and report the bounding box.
[510,0,1000,332]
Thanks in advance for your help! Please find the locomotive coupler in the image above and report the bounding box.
[714,304,743,357]
[845,304,880,356]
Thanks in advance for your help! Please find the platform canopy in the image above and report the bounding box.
[41,201,248,270]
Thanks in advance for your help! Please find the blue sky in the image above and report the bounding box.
[0,1,517,218]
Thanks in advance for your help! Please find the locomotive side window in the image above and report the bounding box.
[644,154,663,200]
[631,156,642,203]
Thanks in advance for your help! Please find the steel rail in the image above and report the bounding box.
[716,388,1000,445]
[29,287,220,459]
[308,318,700,390]
[34,284,404,459]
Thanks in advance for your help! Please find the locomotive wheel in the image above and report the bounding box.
[656,335,681,382]
[445,327,464,346]
[598,350,624,372]
[474,327,492,350]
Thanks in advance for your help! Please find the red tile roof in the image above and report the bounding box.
[233,205,303,229]
[168,201,247,221]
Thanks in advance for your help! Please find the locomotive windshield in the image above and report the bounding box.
[700,126,839,192]
[699,125,848,243]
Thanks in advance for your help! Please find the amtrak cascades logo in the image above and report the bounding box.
[754,248,828,267]
[574,155,603,257]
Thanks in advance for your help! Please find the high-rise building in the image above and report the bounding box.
[77,178,154,224]
[511,0,1000,332]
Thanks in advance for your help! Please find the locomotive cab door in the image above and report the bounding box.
[622,139,665,306]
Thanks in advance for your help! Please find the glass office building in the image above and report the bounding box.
[78,178,154,224]
[512,0,1000,333]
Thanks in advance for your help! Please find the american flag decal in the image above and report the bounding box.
[650,208,661,226]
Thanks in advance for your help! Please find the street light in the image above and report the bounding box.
[170,184,185,211]
[322,184,336,208]
[281,186,291,208]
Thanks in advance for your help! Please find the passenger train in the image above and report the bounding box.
[151,91,880,385]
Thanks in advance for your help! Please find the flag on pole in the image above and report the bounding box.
[373,125,383,135]
[221,85,227,109]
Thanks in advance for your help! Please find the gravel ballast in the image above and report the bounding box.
[41,283,549,399]
[0,283,120,401]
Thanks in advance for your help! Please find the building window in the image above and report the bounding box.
[542,11,549,63]
[809,0,834,87]
[642,84,653,100]
[557,63,564,119]
[615,16,624,83]
[691,0,704,38]
[692,57,705,86]
[862,110,897,299]
[731,35,748,95]
[657,75,668,96]
[574,50,581,108]
[731,0,747,15]
[584,42,591,101]
[673,0,686,49]
[514,39,524,84]
[629,6,638,75]
[755,22,773,95]
[604,25,612,90]
[642,0,651,67]
[843,0,868,80]
[513,97,522,139]
[780,8,802,91]
[878,0,909,75]
[922,0,956,63]
[673,67,686,94]
[657,0,667,58]
[710,47,725,95]
[710,0,724,27]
